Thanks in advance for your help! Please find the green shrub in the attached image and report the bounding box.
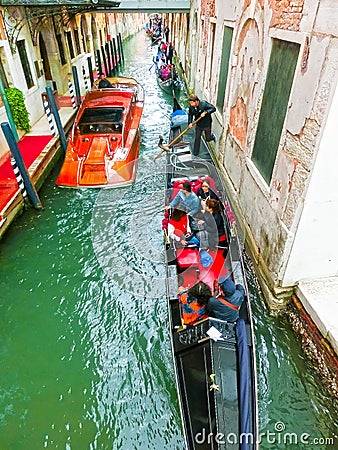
[5,87,30,132]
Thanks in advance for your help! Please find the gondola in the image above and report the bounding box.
[153,50,182,97]
[159,101,259,449]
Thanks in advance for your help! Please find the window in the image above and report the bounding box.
[0,55,9,89]
[251,39,300,185]
[66,31,75,59]
[74,29,81,55]
[56,34,66,65]
[16,40,34,89]
[206,22,216,90]
[216,26,233,112]
[78,107,124,134]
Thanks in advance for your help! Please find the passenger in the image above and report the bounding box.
[188,94,216,157]
[205,199,225,239]
[196,179,220,210]
[178,281,211,325]
[167,209,189,246]
[167,209,201,247]
[160,65,170,80]
[167,181,201,218]
[207,276,245,322]
[98,73,113,89]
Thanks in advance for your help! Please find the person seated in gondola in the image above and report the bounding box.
[207,276,245,322]
[159,65,170,81]
[167,208,200,247]
[98,73,113,89]
[196,178,220,210]
[167,181,201,218]
[178,281,211,325]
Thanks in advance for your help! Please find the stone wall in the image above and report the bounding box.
[184,0,338,303]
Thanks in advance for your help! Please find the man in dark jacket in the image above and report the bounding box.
[188,94,216,156]
[207,275,245,322]
[98,73,113,89]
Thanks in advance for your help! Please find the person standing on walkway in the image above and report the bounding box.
[188,94,216,157]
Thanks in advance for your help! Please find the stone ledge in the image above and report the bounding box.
[296,277,338,357]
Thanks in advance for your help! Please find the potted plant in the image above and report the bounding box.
[5,87,30,133]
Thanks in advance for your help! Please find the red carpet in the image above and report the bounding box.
[0,135,53,211]
[58,96,73,107]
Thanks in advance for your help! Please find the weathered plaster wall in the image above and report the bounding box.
[185,0,338,297]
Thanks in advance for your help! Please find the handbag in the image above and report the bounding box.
[199,250,213,268]
[200,195,210,212]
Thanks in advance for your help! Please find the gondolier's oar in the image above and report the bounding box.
[153,115,204,162]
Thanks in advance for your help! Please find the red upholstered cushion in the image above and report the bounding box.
[218,234,227,242]
[176,248,199,268]
[171,176,218,200]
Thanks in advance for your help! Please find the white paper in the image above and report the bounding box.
[207,326,224,341]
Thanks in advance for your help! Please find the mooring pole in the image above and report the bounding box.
[96,49,102,76]
[112,37,118,72]
[71,66,82,107]
[110,41,116,75]
[1,122,42,209]
[87,56,94,86]
[101,45,109,76]
[46,86,67,152]
[105,42,112,75]
[118,33,124,63]
[116,35,122,66]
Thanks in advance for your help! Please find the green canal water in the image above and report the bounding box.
[0,32,337,449]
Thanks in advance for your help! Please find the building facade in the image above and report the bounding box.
[172,0,338,306]
[0,7,146,159]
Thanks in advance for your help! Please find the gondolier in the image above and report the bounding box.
[188,94,216,157]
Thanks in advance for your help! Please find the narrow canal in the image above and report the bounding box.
[0,32,337,450]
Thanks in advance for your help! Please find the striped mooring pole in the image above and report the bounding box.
[10,156,28,202]
[68,79,77,109]
[82,66,89,92]
[43,101,56,136]
[1,122,42,209]
[95,49,101,75]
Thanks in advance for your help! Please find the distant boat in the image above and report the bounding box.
[154,51,182,97]
[56,77,144,188]
[160,101,259,449]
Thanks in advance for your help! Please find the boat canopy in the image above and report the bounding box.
[78,107,124,134]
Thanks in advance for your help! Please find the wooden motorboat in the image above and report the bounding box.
[56,76,144,188]
[160,103,259,449]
